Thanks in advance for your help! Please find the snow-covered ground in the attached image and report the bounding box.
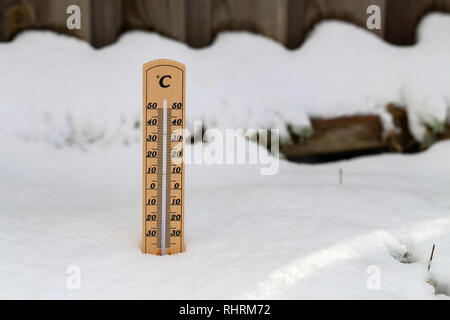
[1,13,450,299]
[0,139,449,299]
[0,13,450,147]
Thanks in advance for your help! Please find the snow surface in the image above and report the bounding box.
[0,13,450,147]
[1,13,450,299]
[1,138,450,299]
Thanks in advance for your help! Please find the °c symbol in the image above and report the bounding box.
[159,75,171,88]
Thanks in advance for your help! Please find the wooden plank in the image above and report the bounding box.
[186,0,211,47]
[2,0,449,48]
[123,0,186,42]
[90,0,122,48]
[0,0,91,43]
[282,115,386,157]
[42,0,91,42]
[303,0,386,39]
[210,0,288,45]
[286,0,306,49]
[0,0,36,41]
[435,0,450,11]
[385,0,434,45]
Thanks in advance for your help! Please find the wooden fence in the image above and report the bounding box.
[1,0,450,49]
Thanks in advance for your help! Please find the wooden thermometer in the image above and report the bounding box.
[143,59,185,255]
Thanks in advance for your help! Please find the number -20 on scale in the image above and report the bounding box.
[143,59,185,255]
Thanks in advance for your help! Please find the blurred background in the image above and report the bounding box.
[2,0,450,48]
[1,0,450,162]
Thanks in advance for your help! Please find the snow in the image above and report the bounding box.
[1,13,450,299]
[1,13,450,146]
[1,138,449,299]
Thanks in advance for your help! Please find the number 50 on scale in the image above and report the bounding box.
[142,59,185,255]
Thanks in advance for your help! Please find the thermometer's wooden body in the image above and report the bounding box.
[143,59,185,255]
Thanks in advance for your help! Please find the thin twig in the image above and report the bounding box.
[427,244,435,272]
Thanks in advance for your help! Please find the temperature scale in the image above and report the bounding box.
[142,59,185,255]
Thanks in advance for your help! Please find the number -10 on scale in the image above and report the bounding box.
[143,59,185,255]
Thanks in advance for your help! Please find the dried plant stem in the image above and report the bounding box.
[427,244,435,272]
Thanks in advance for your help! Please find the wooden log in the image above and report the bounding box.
[442,124,450,140]
[281,104,450,158]
[385,104,417,152]
[282,115,386,157]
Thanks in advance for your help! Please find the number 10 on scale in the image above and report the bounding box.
[143,59,185,255]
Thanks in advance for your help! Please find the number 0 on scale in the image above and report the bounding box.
[143,59,185,255]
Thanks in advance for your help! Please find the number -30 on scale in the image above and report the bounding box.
[142,59,185,255]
